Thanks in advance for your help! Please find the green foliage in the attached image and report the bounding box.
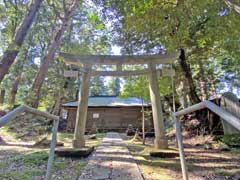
[107,77,121,96]
[215,168,233,177]
[94,0,240,103]
[0,0,26,47]
[0,169,44,180]
[215,134,240,146]
[90,76,106,96]
[0,0,112,109]
[121,75,149,100]
[1,0,240,111]
[14,151,49,166]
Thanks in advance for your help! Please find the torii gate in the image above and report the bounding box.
[60,52,178,149]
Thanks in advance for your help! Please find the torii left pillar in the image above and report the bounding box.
[72,65,91,148]
[148,63,168,149]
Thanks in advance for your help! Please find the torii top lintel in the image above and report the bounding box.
[59,52,179,66]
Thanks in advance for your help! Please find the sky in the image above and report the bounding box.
[111,45,121,55]
[105,45,124,90]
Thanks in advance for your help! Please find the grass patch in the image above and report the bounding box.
[14,151,49,166]
[0,169,44,180]
[231,148,240,153]
[0,161,8,169]
[0,132,104,179]
[0,126,18,139]
[57,132,73,142]
[73,160,88,176]
[54,161,66,170]
[214,134,240,146]
[124,140,181,180]
[215,168,233,176]
[0,150,88,179]
[96,133,105,139]
[52,158,87,179]
[57,132,105,147]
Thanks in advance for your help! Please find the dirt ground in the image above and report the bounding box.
[0,129,240,180]
[0,129,104,180]
[122,135,240,180]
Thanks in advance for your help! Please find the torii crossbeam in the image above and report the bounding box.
[60,51,179,149]
[60,52,178,65]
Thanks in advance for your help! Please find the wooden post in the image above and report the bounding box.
[148,63,168,149]
[73,65,91,148]
[141,98,145,145]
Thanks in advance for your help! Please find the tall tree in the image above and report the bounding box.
[179,49,201,103]
[94,0,240,104]
[28,0,79,108]
[0,0,43,83]
[90,76,106,96]
[107,77,121,96]
[0,89,5,105]
[224,0,240,14]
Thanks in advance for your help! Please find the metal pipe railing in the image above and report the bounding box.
[45,117,59,180]
[173,100,240,180]
[174,115,188,180]
[0,105,59,180]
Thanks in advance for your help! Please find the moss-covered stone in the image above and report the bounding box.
[150,151,179,158]
[55,146,94,157]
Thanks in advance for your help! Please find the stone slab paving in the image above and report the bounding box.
[79,132,144,180]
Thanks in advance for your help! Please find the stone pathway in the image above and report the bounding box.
[79,132,144,180]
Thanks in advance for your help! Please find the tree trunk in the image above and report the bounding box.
[28,0,79,108]
[182,80,188,108]
[224,0,240,14]
[0,0,43,84]
[51,91,65,116]
[164,95,181,111]
[9,72,22,106]
[198,59,208,100]
[209,74,217,97]
[179,49,201,104]
[0,89,5,105]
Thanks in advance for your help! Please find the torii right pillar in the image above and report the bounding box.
[148,63,168,149]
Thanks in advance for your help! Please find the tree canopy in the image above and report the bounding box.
[0,0,239,113]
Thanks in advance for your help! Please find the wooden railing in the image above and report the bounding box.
[173,100,240,180]
[0,105,59,180]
